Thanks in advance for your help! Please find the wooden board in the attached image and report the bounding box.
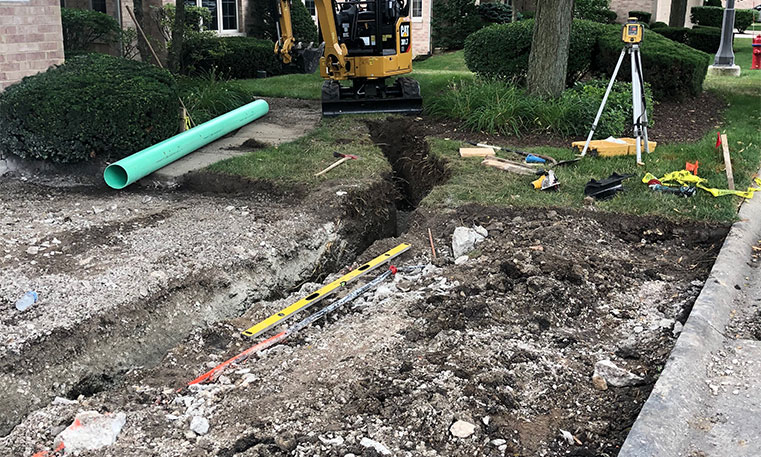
[481,157,536,175]
[459,147,495,157]
[721,134,735,190]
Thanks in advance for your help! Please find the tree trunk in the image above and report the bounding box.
[526,0,573,98]
[132,0,152,62]
[668,0,688,27]
[168,0,185,73]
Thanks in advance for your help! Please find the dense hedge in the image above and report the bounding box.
[690,6,753,32]
[650,21,668,29]
[432,0,485,50]
[477,3,512,24]
[247,0,318,43]
[686,26,722,53]
[194,36,284,78]
[0,54,178,163]
[60,7,120,56]
[690,6,724,27]
[652,26,690,43]
[466,20,710,101]
[575,0,617,23]
[628,10,652,23]
[734,10,755,33]
[464,19,601,86]
[594,26,710,100]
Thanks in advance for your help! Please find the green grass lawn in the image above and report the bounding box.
[231,50,473,103]
[208,115,390,183]
[212,43,759,223]
[423,38,761,222]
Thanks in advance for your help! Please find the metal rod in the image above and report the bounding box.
[580,47,627,157]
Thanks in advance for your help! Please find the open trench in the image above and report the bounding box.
[2,117,732,456]
[0,117,447,439]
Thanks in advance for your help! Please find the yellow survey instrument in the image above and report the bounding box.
[622,17,643,44]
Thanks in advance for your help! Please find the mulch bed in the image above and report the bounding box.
[419,91,727,149]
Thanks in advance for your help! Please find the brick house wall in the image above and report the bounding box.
[0,0,65,90]
[610,0,657,23]
[411,0,432,56]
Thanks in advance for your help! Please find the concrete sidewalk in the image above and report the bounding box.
[680,259,761,457]
[620,176,761,456]
[139,97,321,188]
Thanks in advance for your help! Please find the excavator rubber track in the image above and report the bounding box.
[321,77,423,117]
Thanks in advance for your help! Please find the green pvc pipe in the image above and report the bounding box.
[104,99,269,189]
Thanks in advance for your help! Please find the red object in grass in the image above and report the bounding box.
[716,132,722,148]
[686,160,699,176]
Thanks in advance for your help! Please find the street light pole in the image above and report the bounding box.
[708,0,742,76]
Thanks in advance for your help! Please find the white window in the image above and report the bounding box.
[412,0,423,21]
[186,0,240,34]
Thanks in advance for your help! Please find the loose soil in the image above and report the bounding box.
[0,200,727,456]
[0,113,731,457]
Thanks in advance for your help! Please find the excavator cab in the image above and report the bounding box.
[275,0,422,116]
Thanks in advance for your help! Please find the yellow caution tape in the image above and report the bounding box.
[643,171,761,199]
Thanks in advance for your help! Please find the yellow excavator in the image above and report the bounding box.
[274,0,422,116]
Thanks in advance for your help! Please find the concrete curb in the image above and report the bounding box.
[619,173,761,456]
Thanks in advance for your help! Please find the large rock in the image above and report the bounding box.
[54,410,126,454]
[450,419,476,438]
[452,227,487,258]
[593,360,644,387]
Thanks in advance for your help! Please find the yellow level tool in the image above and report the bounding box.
[241,243,411,337]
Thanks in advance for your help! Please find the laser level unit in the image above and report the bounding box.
[580,17,651,165]
[622,17,643,44]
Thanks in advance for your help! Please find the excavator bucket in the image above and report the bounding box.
[321,77,423,117]
[290,43,324,74]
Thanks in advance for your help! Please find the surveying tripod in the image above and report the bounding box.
[579,18,650,165]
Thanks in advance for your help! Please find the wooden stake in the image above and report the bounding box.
[721,134,735,190]
[126,6,195,128]
[428,228,436,259]
[459,147,495,157]
[481,156,536,175]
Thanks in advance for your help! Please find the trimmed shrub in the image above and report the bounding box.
[574,0,617,23]
[478,3,512,24]
[519,11,535,19]
[464,19,602,86]
[686,26,721,53]
[246,0,318,43]
[293,0,319,43]
[432,0,485,50]
[690,6,723,27]
[628,10,652,23]
[691,7,754,32]
[0,54,178,163]
[703,0,721,6]
[652,26,689,42]
[60,7,121,56]
[735,9,755,33]
[594,25,710,100]
[425,79,652,138]
[187,36,285,78]
[651,21,668,29]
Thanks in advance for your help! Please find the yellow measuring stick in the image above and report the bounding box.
[241,243,411,337]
